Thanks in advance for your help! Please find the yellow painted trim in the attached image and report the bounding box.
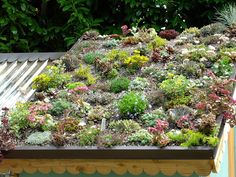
[228,128,235,177]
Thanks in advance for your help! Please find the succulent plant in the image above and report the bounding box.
[168,105,195,123]
[118,91,148,119]
[83,51,104,64]
[78,127,100,146]
[97,131,124,148]
[128,129,153,145]
[199,113,217,135]
[141,108,168,127]
[110,77,130,93]
[88,105,110,122]
[109,119,141,133]
[159,29,179,40]
[25,131,52,145]
[128,77,149,91]
[199,23,225,37]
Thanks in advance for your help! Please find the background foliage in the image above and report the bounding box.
[0,0,235,52]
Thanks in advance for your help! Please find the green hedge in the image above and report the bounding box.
[0,0,234,52]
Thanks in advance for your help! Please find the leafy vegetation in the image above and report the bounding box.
[1,0,236,52]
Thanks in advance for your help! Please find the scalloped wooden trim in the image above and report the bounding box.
[0,159,213,177]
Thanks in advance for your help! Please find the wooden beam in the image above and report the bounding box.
[228,128,235,177]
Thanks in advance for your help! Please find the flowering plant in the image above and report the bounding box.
[28,102,55,130]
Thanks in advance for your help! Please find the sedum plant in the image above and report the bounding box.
[212,56,234,77]
[110,77,130,93]
[83,51,104,64]
[106,49,129,62]
[32,65,71,91]
[9,102,31,136]
[124,50,149,69]
[74,64,97,85]
[148,36,167,49]
[25,131,52,145]
[167,130,219,147]
[128,129,153,146]
[118,91,148,119]
[159,75,192,106]
[50,99,72,117]
[128,77,149,91]
[109,120,141,133]
[141,108,167,127]
[78,127,100,146]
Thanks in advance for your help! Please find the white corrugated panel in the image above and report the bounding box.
[0,60,48,109]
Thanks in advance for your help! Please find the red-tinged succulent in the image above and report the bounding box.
[176,115,194,129]
[159,29,179,40]
[195,102,206,110]
[148,119,169,134]
[151,48,171,62]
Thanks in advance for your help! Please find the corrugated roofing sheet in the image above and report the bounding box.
[0,52,65,109]
[0,52,65,63]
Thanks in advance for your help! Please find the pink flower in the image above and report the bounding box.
[71,86,89,94]
[39,116,45,125]
[28,115,36,122]
[121,25,131,35]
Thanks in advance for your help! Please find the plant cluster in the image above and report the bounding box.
[148,36,167,50]
[128,129,153,145]
[160,75,192,106]
[0,108,16,151]
[32,65,71,91]
[159,29,179,40]
[151,47,174,62]
[212,56,234,77]
[6,22,236,149]
[118,92,148,119]
[128,77,149,91]
[74,64,97,85]
[25,131,52,145]
[83,51,104,64]
[109,120,141,133]
[110,77,130,93]
[124,50,149,69]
